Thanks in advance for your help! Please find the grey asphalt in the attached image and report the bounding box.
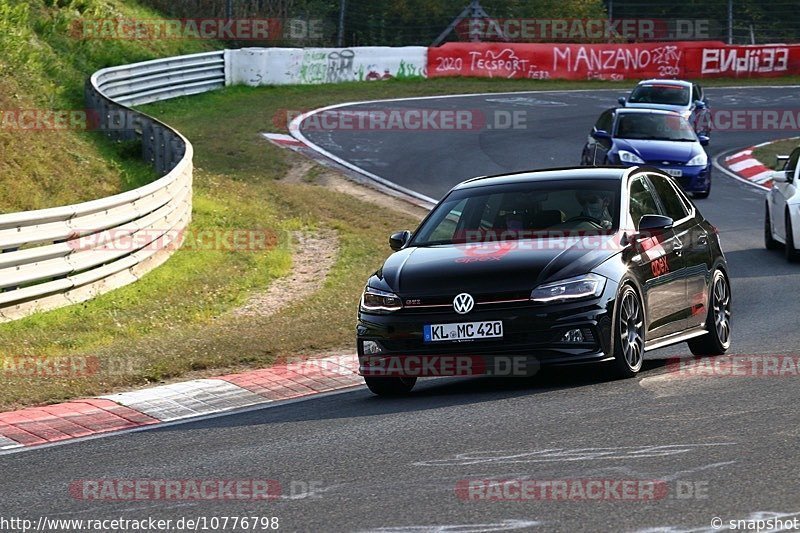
[2,87,800,533]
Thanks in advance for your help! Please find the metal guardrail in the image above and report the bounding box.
[0,51,225,322]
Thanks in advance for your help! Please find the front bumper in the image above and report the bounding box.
[664,164,711,193]
[356,286,616,378]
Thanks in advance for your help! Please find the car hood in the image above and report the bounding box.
[373,235,621,296]
[624,103,690,114]
[614,138,700,163]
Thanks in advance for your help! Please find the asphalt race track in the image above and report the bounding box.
[3,87,800,533]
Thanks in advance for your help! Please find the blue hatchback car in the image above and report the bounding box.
[581,108,712,198]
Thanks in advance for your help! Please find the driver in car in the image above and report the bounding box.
[576,190,613,229]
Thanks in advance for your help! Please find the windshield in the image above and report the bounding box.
[614,113,697,142]
[628,84,690,106]
[411,180,621,246]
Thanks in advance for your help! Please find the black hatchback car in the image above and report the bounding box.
[357,167,731,396]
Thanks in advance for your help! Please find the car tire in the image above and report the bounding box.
[688,269,731,356]
[765,202,780,250]
[786,212,800,262]
[364,376,417,396]
[610,284,645,378]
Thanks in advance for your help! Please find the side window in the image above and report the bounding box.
[629,177,661,228]
[595,110,613,133]
[649,175,689,222]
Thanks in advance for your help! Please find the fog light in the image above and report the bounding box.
[362,340,383,355]
[562,329,585,343]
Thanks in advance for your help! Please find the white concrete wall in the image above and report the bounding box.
[227,47,427,86]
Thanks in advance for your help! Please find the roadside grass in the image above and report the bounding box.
[752,138,800,169]
[4,75,800,409]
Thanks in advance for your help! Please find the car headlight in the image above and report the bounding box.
[360,286,403,313]
[618,150,645,164]
[530,273,607,303]
[687,152,708,166]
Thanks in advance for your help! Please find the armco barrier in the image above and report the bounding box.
[0,51,225,322]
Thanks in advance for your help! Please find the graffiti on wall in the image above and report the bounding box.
[297,49,426,84]
[553,44,682,80]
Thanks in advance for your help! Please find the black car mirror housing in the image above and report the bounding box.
[637,214,674,236]
[389,230,411,251]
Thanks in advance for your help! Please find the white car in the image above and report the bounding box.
[765,146,800,261]
[619,79,711,137]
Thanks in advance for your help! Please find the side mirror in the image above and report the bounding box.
[698,135,710,147]
[771,170,789,183]
[389,230,411,251]
[617,96,627,107]
[777,154,790,169]
[637,214,674,235]
[592,129,611,140]
[695,100,706,110]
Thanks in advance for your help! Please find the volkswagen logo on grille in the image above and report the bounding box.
[453,293,475,315]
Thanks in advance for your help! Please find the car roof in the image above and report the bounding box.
[635,79,692,88]
[455,167,637,190]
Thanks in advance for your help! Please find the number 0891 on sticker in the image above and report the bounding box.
[424,321,503,343]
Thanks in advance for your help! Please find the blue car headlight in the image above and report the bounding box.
[687,152,708,166]
[618,150,645,164]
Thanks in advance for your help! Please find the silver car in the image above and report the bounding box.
[618,79,711,138]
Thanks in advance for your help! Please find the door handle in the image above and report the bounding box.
[673,239,683,256]
[698,234,708,245]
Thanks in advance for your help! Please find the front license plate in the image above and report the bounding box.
[665,168,683,177]
[424,321,503,343]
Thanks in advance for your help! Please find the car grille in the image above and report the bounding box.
[645,160,686,167]
[400,290,533,314]
[378,327,597,353]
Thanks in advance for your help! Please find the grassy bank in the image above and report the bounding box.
[0,0,213,211]
[752,138,800,169]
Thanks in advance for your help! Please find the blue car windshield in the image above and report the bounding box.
[628,84,690,106]
[614,113,697,142]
